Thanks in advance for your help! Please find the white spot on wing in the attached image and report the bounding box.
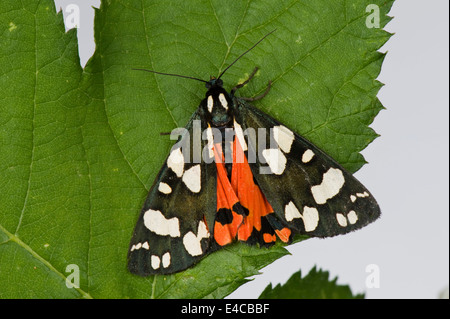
[151,255,160,269]
[206,126,214,158]
[167,147,184,177]
[302,206,320,231]
[284,201,319,232]
[142,241,149,250]
[198,220,209,238]
[302,149,315,163]
[311,168,345,204]
[183,220,210,256]
[262,148,287,175]
[351,191,369,202]
[285,201,301,222]
[218,93,228,110]
[143,209,180,237]
[356,191,369,198]
[158,182,172,194]
[273,125,295,153]
[336,213,348,227]
[182,164,201,193]
[336,211,358,227]
[207,95,214,113]
[131,242,142,251]
[183,232,201,256]
[347,210,358,224]
[234,119,248,151]
[162,252,171,268]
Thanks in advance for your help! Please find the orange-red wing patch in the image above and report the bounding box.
[263,233,277,244]
[275,227,291,243]
[213,142,244,246]
[213,136,291,246]
[231,138,274,242]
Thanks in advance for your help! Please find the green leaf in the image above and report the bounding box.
[258,266,365,299]
[0,0,393,298]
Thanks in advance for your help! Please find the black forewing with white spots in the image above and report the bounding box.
[128,110,217,276]
[235,99,381,238]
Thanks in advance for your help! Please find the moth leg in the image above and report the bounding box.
[240,80,272,102]
[231,67,259,94]
[232,67,272,101]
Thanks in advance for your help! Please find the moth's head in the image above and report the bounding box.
[205,76,223,89]
[202,84,234,128]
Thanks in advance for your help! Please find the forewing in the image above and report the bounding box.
[128,110,217,275]
[235,99,381,238]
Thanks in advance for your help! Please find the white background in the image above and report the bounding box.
[54,0,449,299]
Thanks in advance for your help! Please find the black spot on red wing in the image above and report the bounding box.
[260,217,275,235]
[232,202,249,216]
[259,217,277,247]
[216,208,233,225]
[241,216,277,247]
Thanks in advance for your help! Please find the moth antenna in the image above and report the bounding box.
[132,68,208,84]
[133,29,275,84]
[217,29,276,80]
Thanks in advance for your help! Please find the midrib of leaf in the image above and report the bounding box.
[209,0,231,52]
[214,0,297,77]
[0,223,92,299]
[209,0,250,73]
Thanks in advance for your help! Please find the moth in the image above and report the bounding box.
[128,31,381,276]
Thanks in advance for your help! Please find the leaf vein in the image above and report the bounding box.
[0,223,93,299]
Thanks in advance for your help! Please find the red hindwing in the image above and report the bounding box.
[213,137,291,246]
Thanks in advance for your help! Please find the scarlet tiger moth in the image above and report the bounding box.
[128,31,380,276]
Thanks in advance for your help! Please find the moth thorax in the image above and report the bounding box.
[204,89,233,128]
